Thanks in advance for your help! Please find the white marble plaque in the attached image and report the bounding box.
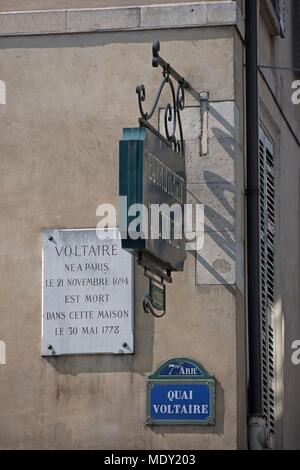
[42,228,134,356]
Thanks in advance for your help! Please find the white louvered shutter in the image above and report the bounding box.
[259,127,276,445]
[271,0,286,36]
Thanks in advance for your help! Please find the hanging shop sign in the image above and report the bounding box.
[41,228,134,356]
[119,126,186,272]
[119,42,208,317]
[146,358,216,426]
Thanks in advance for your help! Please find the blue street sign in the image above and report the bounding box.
[146,358,215,426]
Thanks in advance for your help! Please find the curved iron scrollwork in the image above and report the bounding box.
[143,294,166,318]
[136,41,186,156]
[135,42,208,319]
[142,267,167,318]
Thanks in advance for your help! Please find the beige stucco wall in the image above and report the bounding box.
[259,1,300,450]
[0,18,247,449]
[259,0,300,140]
[258,76,300,449]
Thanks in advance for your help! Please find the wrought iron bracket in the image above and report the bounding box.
[135,41,209,317]
[136,41,209,157]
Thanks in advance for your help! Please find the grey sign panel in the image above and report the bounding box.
[42,228,134,356]
[143,129,186,270]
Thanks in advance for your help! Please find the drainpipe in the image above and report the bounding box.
[245,0,267,449]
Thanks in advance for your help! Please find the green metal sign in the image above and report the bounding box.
[149,281,165,310]
[119,127,186,272]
